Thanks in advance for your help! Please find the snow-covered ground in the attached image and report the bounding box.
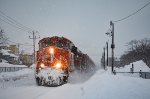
[37,70,150,99]
[0,62,27,67]
[0,61,150,99]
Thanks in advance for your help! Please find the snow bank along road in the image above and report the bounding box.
[0,67,150,99]
[0,68,55,99]
[0,68,94,99]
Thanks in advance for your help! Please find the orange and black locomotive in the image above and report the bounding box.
[35,36,95,86]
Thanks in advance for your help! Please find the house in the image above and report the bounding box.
[0,45,33,66]
[0,45,8,50]
[0,44,19,64]
[8,45,19,54]
[0,49,18,64]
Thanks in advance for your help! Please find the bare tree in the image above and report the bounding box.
[120,38,150,67]
[0,29,8,46]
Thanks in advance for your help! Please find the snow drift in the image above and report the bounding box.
[116,60,150,72]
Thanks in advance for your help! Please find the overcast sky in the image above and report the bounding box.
[0,0,150,65]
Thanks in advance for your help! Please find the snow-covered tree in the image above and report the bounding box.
[0,29,8,46]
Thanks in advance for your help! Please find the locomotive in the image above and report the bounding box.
[35,36,95,86]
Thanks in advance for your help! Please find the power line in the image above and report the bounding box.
[0,10,32,32]
[0,10,32,31]
[0,10,42,41]
[0,17,30,32]
[7,39,33,46]
[23,47,33,51]
[114,1,150,23]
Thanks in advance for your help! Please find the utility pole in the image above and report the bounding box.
[103,47,105,70]
[131,42,134,72]
[18,43,20,64]
[106,42,108,66]
[110,21,115,73]
[29,31,40,63]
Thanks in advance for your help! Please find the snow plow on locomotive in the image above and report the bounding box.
[35,36,95,86]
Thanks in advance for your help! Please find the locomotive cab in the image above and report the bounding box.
[35,36,74,86]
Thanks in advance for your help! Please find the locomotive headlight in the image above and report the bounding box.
[50,48,54,54]
[50,47,54,63]
[40,63,45,68]
[55,62,62,69]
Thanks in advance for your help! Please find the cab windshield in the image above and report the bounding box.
[56,41,69,49]
[39,40,69,49]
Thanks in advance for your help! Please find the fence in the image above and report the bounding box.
[140,72,150,79]
[114,71,150,79]
[0,67,27,73]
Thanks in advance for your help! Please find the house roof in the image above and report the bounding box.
[0,49,18,58]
